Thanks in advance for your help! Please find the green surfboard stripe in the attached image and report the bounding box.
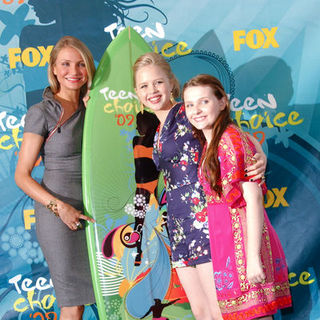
[82,27,152,318]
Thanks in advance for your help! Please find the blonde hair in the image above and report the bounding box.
[133,52,180,98]
[48,36,95,96]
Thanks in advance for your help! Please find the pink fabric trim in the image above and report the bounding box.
[199,125,291,317]
[218,125,267,208]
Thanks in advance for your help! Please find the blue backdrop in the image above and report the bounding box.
[0,1,319,319]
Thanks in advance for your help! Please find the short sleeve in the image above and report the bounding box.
[218,125,266,208]
[23,104,48,137]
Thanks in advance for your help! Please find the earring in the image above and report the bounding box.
[170,92,175,105]
[140,101,144,114]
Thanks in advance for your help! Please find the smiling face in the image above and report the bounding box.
[53,46,88,96]
[135,64,174,114]
[184,85,226,142]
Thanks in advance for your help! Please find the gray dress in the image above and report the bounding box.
[24,87,95,307]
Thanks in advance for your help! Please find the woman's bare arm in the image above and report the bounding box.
[15,132,94,229]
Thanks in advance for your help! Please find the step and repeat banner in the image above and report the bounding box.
[0,0,319,319]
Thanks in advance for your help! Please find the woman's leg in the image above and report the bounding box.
[176,266,211,320]
[60,305,84,320]
[176,264,222,320]
[196,262,223,320]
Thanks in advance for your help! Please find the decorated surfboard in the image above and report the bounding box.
[82,27,194,319]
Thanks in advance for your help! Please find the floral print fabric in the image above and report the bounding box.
[153,103,210,267]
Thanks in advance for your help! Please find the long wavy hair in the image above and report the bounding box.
[182,74,234,195]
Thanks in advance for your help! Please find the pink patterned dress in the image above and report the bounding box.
[198,124,292,320]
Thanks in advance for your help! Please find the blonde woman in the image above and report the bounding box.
[133,52,267,320]
[15,36,96,320]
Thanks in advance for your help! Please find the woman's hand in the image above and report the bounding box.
[246,254,266,285]
[57,200,95,231]
[245,134,267,182]
[245,152,267,182]
[82,90,90,107]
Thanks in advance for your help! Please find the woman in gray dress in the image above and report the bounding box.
[15,36,96,319]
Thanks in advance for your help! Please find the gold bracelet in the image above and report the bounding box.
[46,199,59,217]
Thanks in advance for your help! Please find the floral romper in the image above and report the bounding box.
[153,102,211,268]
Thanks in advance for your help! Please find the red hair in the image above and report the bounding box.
[182,74,234,195]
